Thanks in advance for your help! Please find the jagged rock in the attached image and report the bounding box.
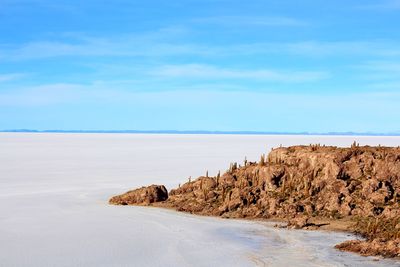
[109,185,168,205]
[162,146,400,221]
[288,215,309,229]
[335,239,400,258]
[110,145,400,258]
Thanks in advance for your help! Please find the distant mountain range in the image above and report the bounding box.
[1,129,400,136]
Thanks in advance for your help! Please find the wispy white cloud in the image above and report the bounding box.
[0,83,85,106]
[224,41,400,58]
[283,41,400,57]
[152,64,329,83]
[192,16,307,27]
[355,61,400,90]
[2,82,400,132]
[357,61,400,72]
[0,38,211,61]
[368,82,400,90]
[2,32,400,61]
[0,73,25,82]
[0,80,393,104]
[0,26,207,61]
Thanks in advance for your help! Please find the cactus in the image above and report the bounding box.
[281,179,286,194]
[203,188,208,201]
[254,169,259,186]
[259,154,265,166]
[229,162,236,172]
[351,141,357,148]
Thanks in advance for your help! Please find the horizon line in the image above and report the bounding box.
[1,129,400,136]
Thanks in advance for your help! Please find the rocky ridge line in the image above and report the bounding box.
[110,144,400,258]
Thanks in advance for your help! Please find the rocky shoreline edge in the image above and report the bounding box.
[109,144,400,258]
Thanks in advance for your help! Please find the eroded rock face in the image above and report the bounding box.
[287,215,309,229]
[335,239,400,258]
[110,144,400,257]
[109,185,168,205]
[166,145,400,257]
[165,145,400,221]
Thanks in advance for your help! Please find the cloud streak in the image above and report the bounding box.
[152,64,329,83]
[279,41,400,57]
[192,16,307,27]
[0,73,25,83]
[0,39,213,61]
[2,36,400,62]
[2,80,399,132]
[355,61,400,90]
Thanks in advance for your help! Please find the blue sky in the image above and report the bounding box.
[0,0,400,132]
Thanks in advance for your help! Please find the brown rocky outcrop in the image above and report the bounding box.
[110,144,400,258]
[335,239,400,258]
[109,185,168,205]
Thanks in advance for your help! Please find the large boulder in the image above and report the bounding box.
[109,185,168,205]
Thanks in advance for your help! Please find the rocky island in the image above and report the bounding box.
[110,144,400,258]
